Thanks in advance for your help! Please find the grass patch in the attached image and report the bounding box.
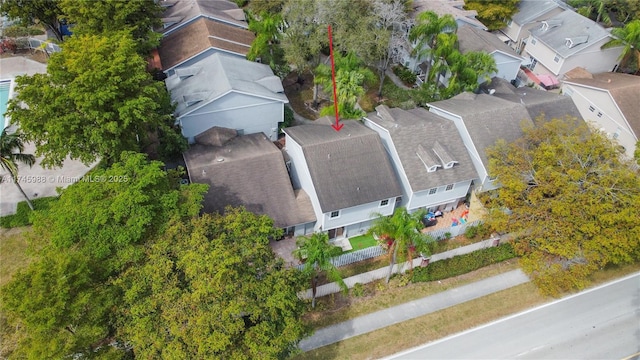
[347,234,377,252]
[0,227,33,286]
[0,197,57,228]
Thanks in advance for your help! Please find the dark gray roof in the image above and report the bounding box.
[284,120,403,213]
[365,106,478,192]
[428,93,534,166]
[512,0,562,24]
[457,25,520,59]
[529,10,612,58]
[484,77,583,121]
[184,129,315,228]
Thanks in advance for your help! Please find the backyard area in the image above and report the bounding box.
[347,234,376,252]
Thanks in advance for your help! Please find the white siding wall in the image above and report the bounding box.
[493,51,522,81]
[322,197,396,236]
[558,41,623,75]
[407,179,472,211]
[563,84,638,158]
[525,35,563,75]
[180,92,283,142]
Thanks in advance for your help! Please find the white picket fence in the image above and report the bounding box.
[296,220,484,271]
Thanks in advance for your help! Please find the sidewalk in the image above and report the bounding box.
[298,269,529,351]
[300,235,511,299]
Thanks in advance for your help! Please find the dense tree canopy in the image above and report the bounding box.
[464,0,520,31]
[59,0,163,55]
[0,0,65,41]
[6,32,175,168]
[486,118,640,296]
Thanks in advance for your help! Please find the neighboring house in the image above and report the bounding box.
[283,119,403,240]
[363,105,478,213]
[500,0,565,53]
[483,77,582,121]
[398,0,486,73]
[524,10,623,77]
[158,0,248,35]
[562,68,640,159]
[157,17,254,75]
[457,25,523,82]
[166,52,288,143]
[183,127,316,235]
[428,92,534,191]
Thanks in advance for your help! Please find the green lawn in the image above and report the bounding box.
[348,234,377,252]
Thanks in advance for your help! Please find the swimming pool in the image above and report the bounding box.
[0,80,11,130]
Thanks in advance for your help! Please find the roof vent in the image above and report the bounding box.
[488,89,496,95]
[217,157,224,162]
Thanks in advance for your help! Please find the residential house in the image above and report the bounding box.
[428,92,534,191]
[363,105,478,213]
[483,77,582,121]
[283,119,403,239]
[166,52,288,142]
[562,68,640,158]
[457,25,523,82]
[154,0,254,75]
[183,127,316,235]
[500,0,565,53]
[524,10,623,78]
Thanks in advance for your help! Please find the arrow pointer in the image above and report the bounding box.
[328,25,343,132]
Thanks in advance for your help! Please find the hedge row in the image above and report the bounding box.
[0,197,57,228]
[412,243,517,283]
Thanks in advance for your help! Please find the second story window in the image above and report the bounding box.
[429,188,437,195]
[445,184,454,191]
[330,211,340,218]
[380,199,389,207]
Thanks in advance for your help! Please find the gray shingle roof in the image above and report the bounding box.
[529,10,612,58]
[428,93,534,166]
[512,0,562,24]
[183,129,316,228]
[484,77,583,121]
[284,120,403,213]
[365,106,478,193]
[412,0,487,30]
[457,25,520,58]
[165,53,288,117]
[160,0,248,35]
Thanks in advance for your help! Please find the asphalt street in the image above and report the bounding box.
[387,272,640,360]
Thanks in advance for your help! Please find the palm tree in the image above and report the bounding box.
[293,233,347,308]
[465,51,498,85]
[429,33,457,85]
[602,20,640,74]
[247,11,284,64]
[369,207,434,283]
[409,11,458,80]
[0,128,36,210]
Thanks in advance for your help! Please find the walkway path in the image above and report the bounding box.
[385,68,413,90]
[298,269,530,351]
[300,235,510,299]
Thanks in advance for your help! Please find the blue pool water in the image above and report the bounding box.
[0,80,10,130]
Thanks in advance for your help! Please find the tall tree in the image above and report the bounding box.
[602,20,640,74]
[0,129,36,210]
[369,207,434,283]
[6,31,175,168]
[247,11,284,67]
[0,0,65,41]
[59,0,163,55]
[486,118,640,296]
[409,11,458,82]
[464,0,520,31]
[1,152,207,358]
[294,233,347,308]
[117,208,309,359]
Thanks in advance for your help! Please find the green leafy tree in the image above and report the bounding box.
[1,152,207,358]
[486,117,640,296]
[59,0,163,55]
[635,141,640,165]
[117,208,308,359]
[0,0,65,41]
[409,11,458,80]
[369,207,434,283]
[429,32,458,85]
[247,11,285,68]
[294,233,347,308]
[464,0,520,31]
[570,0,611,25]
[0,129,36,210]
[6,32,175,168]
[602,20,640,74]
[248,0,285,15]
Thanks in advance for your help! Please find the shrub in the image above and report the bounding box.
[0,197,58,228]
[464,225,478,239]
[412,243,517,283]
[444,232,452,240]
[280,105,295,132]
[393,65,417,86]
[3,25,45,38]
[352,283,365,297]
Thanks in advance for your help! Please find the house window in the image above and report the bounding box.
[589,105,595,112]
[445,184,454,191]
[597,112,603,118]
[553,54,560,63]
[380,199,389,207]
[330,211,340,218]
[429,188,437,195]
[530,37,537,45]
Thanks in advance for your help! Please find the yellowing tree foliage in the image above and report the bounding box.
[486,117,640,296]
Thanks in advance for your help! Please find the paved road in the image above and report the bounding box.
[386,272,640,360]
